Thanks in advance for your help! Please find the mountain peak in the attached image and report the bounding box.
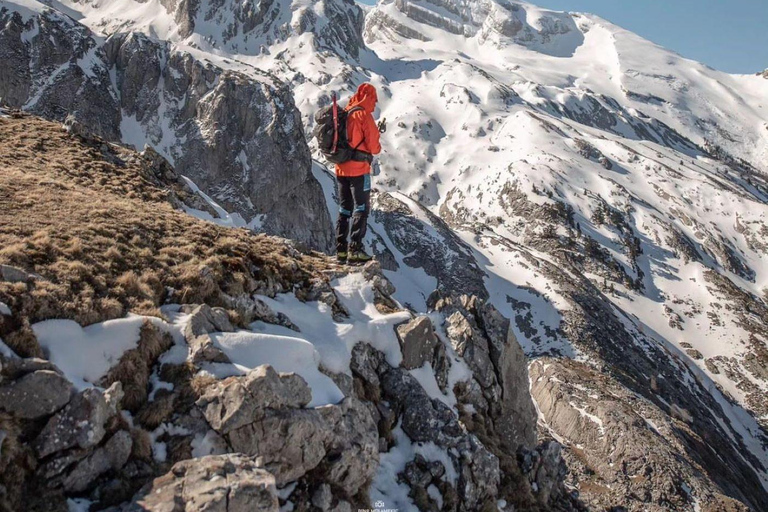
[365,0,584,56]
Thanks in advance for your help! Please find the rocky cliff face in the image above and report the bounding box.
[0,1,333,251]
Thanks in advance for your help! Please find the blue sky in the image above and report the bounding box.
[359,0,768,74]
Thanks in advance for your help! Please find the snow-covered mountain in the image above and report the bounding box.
[2,0,768,509]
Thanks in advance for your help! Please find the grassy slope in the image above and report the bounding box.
[0,112,335,357]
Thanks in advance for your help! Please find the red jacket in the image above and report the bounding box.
[336,83,382,177]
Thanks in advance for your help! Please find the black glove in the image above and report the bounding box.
[377,118,387,134]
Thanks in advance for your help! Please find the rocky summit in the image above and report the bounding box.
[1,0,768,510]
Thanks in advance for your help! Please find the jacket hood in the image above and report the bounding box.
[347,83,378,113]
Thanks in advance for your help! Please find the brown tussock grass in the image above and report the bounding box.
[100,321,174,412]
[0,114,338,355]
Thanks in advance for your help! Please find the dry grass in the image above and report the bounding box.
[100,321,174,412]
[0,113,337,356]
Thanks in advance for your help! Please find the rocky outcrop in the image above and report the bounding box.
[197,365,378,496]
[531,358,754,512]
[116,454,279,512]
[0,3,333,251]
[434,294,538,451]
[0,354,131,511]
[130,0,366,59]
[366,0,584,56]
[396,315,439,369]
[181,304,234,364]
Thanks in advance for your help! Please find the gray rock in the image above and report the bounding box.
[0,369,73,419]
[199,365,377,494]
[1,8,334,251]
[380,367,463,447]
[445,310,497,389]
[228,407,330,485]
[437,295,537,450]
[34,383,121,458]
[396,316,438,370]
[118,454,279,512]
[456,435,501,510]
[183,304,234,364]
[316,397,379,496]
[0,264,42,283]
[198,365,311,434]
[61,430,132,492]
[311,484,333,511]
[372,192,488,300]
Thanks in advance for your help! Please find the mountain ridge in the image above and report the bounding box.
[1,0,768,509]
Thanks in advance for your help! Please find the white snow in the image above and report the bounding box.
[204,328,344,408]
[190,430,226,458]
[32,316,156,390]
[257,274,411,374]
[370,425,458,510]
[66,498,93,512]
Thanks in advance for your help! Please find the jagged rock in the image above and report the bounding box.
[34,382,122,458]
[372,192,488,300]
[315,397,379,496]
[198,365,377,493]
[456,435,501,510]
[249,297,300,330]
[445,309,497,389]
[0,264,42,283]
[0,369,73,419]
[518,441,567,506]
[530,358,754,511]
[117,454,279,512]
[437,295,537,450]
[396,316,438,370]
[228,407,329,485]
[296,278,349,320]
[198,365,311,434]
[183,304,234,364]
[380,367,463,446]
[61,430,132,492]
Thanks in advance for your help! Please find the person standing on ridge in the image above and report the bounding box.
[334,83,385,263]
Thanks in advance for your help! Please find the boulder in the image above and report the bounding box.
[396,316,439,370]
[183,304,234,364]
[315,398,379,495]
[61,430,132,492]
[198,365,377,494]
[0,264,42,283]
[34,383,122,458]
[118,454,279,512]
[380,367,463,447]
[227,407,330,485]
[198,365,311,434]
[0,369,73,419]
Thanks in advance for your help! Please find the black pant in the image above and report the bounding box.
[336,174,371,253]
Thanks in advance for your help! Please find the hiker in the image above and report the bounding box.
[333,83,384,263]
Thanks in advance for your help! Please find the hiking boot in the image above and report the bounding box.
[348,250,373,263]
[336,251,348,263]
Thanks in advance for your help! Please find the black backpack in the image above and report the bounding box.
[313,92,373,165]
